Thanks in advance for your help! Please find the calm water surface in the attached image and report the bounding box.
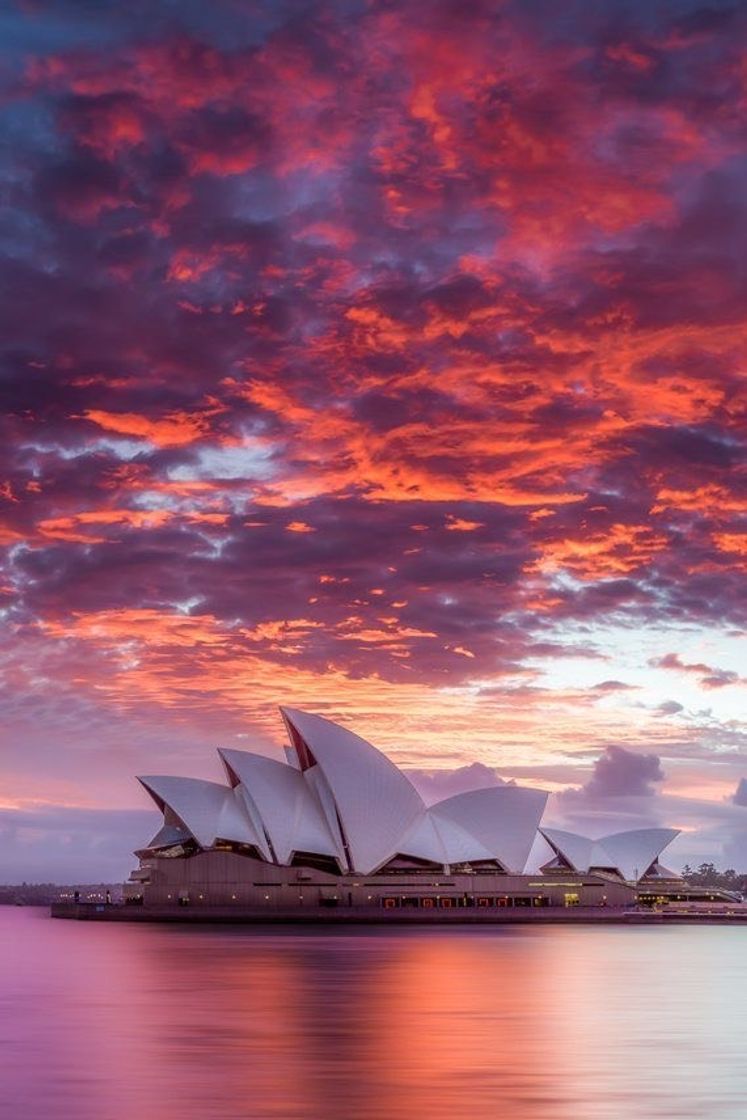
[1,908,745,1120]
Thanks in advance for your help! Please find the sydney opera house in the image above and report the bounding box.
[122,707,702,915]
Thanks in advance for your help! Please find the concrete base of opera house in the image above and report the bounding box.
[51,901,747,924]
[49,849,740,923]
[52,849,747,924]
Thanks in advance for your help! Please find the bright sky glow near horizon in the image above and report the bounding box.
[0,0,745,879]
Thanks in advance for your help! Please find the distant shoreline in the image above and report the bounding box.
[0,885,119,906]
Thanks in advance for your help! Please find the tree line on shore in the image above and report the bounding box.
[681,863,747,891]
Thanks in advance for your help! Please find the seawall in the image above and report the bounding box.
[50,902,747,924]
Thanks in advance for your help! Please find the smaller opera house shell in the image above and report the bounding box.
[127,707,682,913]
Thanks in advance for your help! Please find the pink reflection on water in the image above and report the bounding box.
[1,910,746,1120]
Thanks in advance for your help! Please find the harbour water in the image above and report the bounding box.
[1,907,745,1119]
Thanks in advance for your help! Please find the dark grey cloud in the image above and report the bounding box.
[406,762,509,806]
[580,745,666,799]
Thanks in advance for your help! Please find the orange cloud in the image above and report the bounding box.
[652,486,747,516]
[712,532,747,558]
[82,409,212,447]
[27,605,702,782]
[445,516,484,531]
[0,523,25,545]
[532,524,669,580]
[35,508,231,543]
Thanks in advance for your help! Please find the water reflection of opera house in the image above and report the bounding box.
[125,707,720,914]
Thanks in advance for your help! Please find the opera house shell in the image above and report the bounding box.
[138,707,547,875]
[125,707,687,914]
[540,827,680,883]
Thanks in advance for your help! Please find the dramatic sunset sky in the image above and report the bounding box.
[1,0,745,878]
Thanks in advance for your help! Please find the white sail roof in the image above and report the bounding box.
[431,786,549,873]
[596,829,680,883]
[540,827,594,872]
[280,707,425,874]
[394,810,497,867]
[394,812,449,865]
[138,776,261,851]
[303,764,349,869]
[143,822,191,850]
[540,826,679,881]
[219,749,343,866]
[135,709,566,876]
[432,812,498,866]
